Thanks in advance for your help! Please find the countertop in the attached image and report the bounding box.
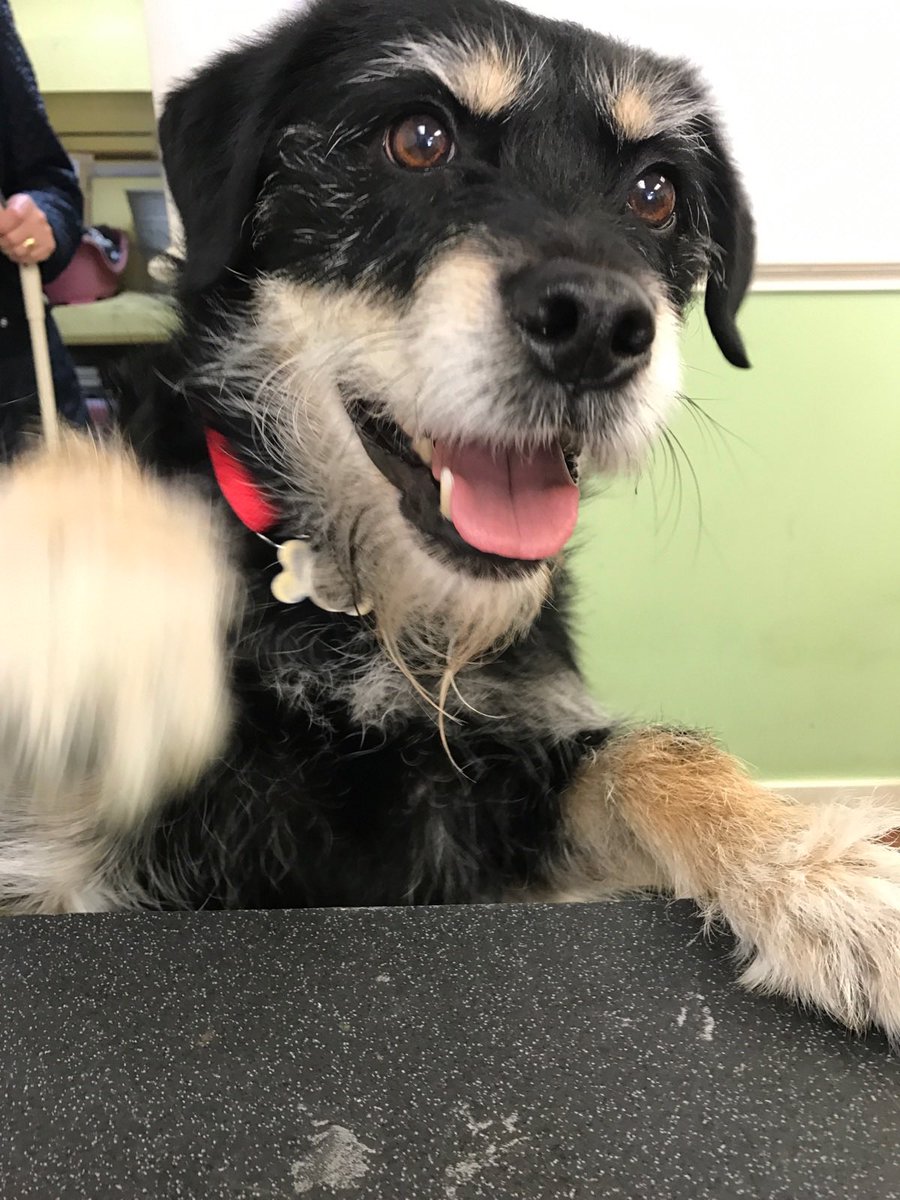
[0,901,896,1199]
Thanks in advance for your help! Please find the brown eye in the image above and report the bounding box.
[384,114,454,170]
[627,168,676,228]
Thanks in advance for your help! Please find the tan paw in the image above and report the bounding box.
[717,801,900,1038]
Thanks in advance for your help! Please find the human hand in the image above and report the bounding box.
[0,193,57,265]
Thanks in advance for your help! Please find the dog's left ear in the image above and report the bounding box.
[702,129,756,369]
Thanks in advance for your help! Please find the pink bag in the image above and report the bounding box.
[44,226,129,306]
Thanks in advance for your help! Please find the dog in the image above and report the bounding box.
[1,0,898,1038]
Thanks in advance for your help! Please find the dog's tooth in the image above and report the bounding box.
[440,468,454,520]
[412,437,433,466]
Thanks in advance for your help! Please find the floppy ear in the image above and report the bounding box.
[159,38,275,296]
[702,130,756,369]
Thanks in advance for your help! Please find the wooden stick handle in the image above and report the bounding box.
[20,261,60,449]
[0,190,60,449]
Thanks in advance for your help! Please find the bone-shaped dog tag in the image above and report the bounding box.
[270,539,373,616]
[270,539,315,605]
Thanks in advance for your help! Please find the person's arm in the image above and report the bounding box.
[0,0,83,282]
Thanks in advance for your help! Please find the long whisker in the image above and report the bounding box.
[679,392,754,454]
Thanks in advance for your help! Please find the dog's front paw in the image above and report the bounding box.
[716,801,900,1038]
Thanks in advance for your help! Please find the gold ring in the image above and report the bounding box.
[22,237,36,250]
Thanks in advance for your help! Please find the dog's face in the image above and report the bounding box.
[161,0,753,656]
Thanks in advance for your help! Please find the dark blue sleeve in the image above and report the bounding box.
[0,0,84,283]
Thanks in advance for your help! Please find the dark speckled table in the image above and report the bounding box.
[0,901,897,1199]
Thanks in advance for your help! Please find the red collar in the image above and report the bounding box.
[205,429,279,535]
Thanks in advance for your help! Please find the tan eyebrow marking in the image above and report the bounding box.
[443,43,525,116]
[354,33,547,119]
[611,85,657,141]
[586,54,709,142]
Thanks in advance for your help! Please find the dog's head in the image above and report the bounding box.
[161,0,753,663]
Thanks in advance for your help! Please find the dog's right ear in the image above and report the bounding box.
[159,40,274,296]
[701,126,756,370]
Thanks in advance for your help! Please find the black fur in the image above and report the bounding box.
[116,0,754,909]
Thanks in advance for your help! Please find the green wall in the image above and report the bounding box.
[571,291,900,782]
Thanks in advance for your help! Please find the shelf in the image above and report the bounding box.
[53,291,178,347]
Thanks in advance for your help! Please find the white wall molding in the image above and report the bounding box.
[766,781,900,806]
[751,264,900,294]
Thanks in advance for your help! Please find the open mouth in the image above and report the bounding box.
[346,395,580,573]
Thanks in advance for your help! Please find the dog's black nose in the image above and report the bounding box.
[503,260,656,389]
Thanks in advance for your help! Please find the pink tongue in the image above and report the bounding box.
[432,440,579,560]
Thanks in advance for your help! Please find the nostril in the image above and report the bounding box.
[521,292,581,343]
[610,306,656,358]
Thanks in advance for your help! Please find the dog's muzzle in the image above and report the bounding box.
[347,260,660,570]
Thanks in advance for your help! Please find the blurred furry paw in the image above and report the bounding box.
[0,435,239,827]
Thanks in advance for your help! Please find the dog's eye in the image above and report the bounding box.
[384,114,454,170]
[627,168,676,228]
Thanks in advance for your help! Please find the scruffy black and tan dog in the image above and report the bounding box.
[1,0,898,1036]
